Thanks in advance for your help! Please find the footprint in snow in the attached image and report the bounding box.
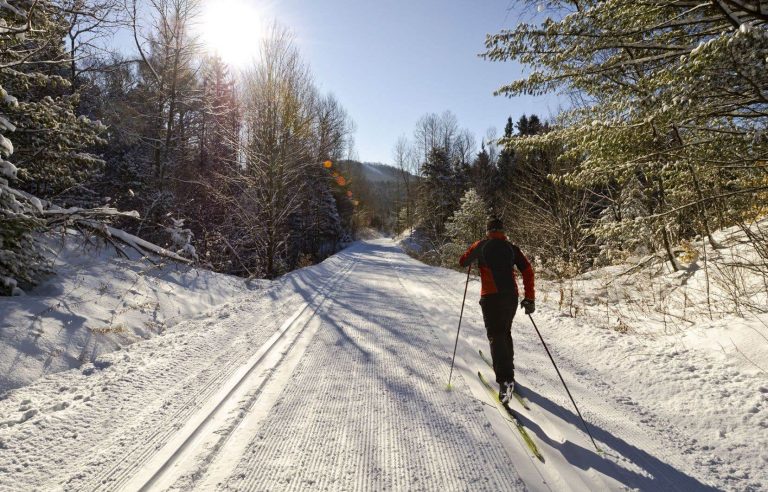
[46,401,70,413]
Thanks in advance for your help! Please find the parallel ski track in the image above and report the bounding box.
[226,246,525,491]
[403,251,719,490]
[79,255,357,492]
[132,257,359,491]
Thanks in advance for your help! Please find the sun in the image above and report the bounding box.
[199,0,265,67]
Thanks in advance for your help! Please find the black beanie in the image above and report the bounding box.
[486,217,503,232]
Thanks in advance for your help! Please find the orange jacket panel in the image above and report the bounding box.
[459,232,535,299]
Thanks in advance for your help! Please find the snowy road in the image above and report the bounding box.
[0,240,729,490]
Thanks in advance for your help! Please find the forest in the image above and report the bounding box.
[1,0,360,295]
[2,0,768,304]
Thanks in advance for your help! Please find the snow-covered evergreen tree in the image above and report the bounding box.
[3,0,106,197]
[495,117,515,196]
[441,188,487,267]
[1,0,103,294]
[471,143,498,210]
[417,147,455,242]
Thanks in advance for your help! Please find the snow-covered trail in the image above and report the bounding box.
[0,239,725,491]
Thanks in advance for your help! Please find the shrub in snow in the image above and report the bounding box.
[441,189,487,268]
[167,218,198,261]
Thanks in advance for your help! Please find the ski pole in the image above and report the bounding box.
[448,265,471,389]
[528,314,601,453]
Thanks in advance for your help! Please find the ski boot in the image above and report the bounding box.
[499,379,515,405]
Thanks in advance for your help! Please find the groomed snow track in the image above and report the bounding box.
[0,240,727,491]
[69,253,358,492]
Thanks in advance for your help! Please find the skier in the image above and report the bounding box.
[459,217,535,404]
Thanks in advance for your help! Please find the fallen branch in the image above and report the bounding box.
[607,254,663,284]
[7,187,192,265]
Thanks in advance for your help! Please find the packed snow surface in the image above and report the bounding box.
[0,239,765,490]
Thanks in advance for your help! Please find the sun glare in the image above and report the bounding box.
[199,0,264,67]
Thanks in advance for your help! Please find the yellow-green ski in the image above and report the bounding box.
[479,350,531,410]
[478,371,543,461]
[478,370,544,462]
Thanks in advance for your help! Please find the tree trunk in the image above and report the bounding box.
[661,223,679,272]
[655,173,679,272]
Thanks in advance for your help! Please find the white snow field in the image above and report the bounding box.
[0,239,765,491]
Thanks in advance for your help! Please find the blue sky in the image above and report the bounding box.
[203,0,563,164]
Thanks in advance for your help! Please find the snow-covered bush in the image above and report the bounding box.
[441,189,487,268]
[167,218,198,261]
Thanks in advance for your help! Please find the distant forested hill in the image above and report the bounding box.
[336,160,417,233]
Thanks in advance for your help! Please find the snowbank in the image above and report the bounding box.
[0,231,248,392]
[545,222,768,374]
[530,221,768,488]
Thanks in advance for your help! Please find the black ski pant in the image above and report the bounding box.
[479,291,517,386]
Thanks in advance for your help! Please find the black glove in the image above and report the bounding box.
[520,298,535,315]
